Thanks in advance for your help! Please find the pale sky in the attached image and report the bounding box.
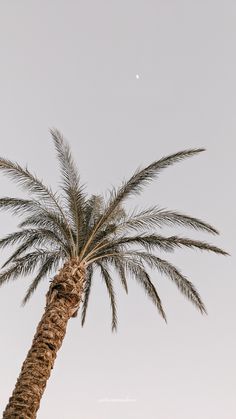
[0,1,235,418]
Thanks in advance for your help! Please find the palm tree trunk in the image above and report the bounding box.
[3,259,85,419]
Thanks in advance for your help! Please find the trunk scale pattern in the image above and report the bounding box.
[3,259,85,419]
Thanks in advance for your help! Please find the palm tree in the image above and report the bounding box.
[0,130,227,418]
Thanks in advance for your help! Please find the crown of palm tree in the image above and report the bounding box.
[0,129,227,330]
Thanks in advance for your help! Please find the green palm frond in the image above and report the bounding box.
[22,252,63,305]
[103,201,126,224]
[50,129,86,251]
[124,251,206,314]
[80,195,105,246]
[0,250,54,287]
[123,257,166,321]
[19,206,72,242]
[97,262,117,332]
[111,258,128,293]
[111,207,219,235]
[2,229,67,268]
[84,196,105,226]
[105,148,205,221]
[80,149,205,258]
[0,158,62,211]
[2,237,39,268]
[0,229,37,249]
[0,157,74,243]
[164,236,228,254]
[0,196,73,251]
[81,265,93,326]
[78,205,220,262]
[88,234,227,259]
[18,215,71,252]
[0,197,37,215]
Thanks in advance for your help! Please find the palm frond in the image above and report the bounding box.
[80,148,204,257]
[0,229,37,249]
[80,195,105,247]
[0,157,74,243]
[0,250,54,287]
[103,202,126,224]
[81,265,93,326]
[2,229,67,268]
[112,258,128,293]
[50,129,86,251]
[93,234,227,256]
[84,196,105,226]
[158,236,228,255]
[0,158,60,210]
[78,207,219,263]
[112,207,219,235]
[83,234,180,262]
[0,196,73,251]
[123,257,166,321]
[97,262,117,332]
[105,148,205,220]
[0,197,36,215]
[125,251,206,314]
[18,214,71,252]
[2,237,39,268]
[22,252,63,305]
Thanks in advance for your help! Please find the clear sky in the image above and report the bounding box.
[0,1,235,418]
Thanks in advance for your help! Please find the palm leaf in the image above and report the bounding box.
[92,234,227,256]
[123,257,166,321]
[112,207,219,235]
[112,258,128,293]
[81,265,93,326]
[79,195,105,249]
[97,262,117,331]
[105,148,205,220]
[2,229,67,268]
[22,252,63,305]
[19,214,71,252]
[158,236,228,255]
[0,197,37,215]
[0,250,53,286]
[0,197,73,251]
[25,207,71,244]
[0,158,61,210]
[2,237,39,268]
[125,251,206,314]
[80,148,204,257]
[50,129,86,251]
[0,229,38,249]
[0,157,73,243]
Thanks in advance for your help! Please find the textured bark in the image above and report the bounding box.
[3,258,86,419]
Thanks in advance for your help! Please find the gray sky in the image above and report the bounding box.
[0,1,235,418]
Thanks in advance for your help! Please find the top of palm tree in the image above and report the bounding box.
[0,129,227,330]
